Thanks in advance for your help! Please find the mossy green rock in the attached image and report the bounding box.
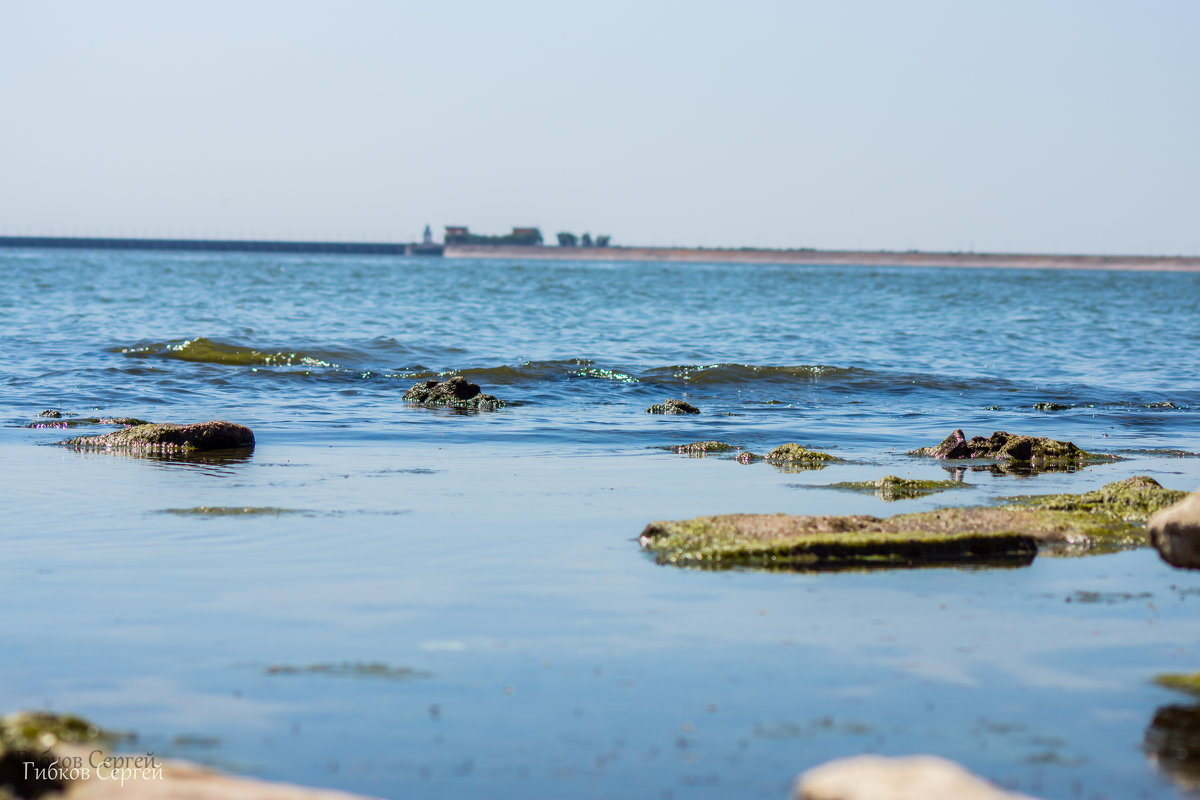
[672,441,738,455]
[60,421,254,453]
[640,476,1181,570]
[764,443,840,471]
[403,375,505,410]
[910,428,1109,465]
[829,475,968,501]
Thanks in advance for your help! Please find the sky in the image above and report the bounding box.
[1,1,1197,254]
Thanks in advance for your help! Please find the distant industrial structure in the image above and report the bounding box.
[443,226,544,246]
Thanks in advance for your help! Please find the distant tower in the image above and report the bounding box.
[423,225,433,245]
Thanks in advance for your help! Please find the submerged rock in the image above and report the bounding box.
[910,428,1105,465]
[1033,402,1070,411]
[795,754,1040,799]
[60,421,254,453]
[1148,488,1200,569]
[646,398,700,415]
[37,409,61,418]
[639,477,1183,570]
[829,475,967,501]
[402,376,504,410]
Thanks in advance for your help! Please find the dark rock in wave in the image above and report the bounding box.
[910,428,1105,464]
[403,375,505,411]
[60,421,255,453]
[646,399,700,415]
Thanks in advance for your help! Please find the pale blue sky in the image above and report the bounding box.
[2,1,1197,253]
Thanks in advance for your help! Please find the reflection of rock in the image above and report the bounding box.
[795,754,1040,799]
[646,398,700,415]
[829,475,967,501]
[402,376,504,411]
[1148,488,1200,569]
[1145,703,1200,791]
[59,421,254,453]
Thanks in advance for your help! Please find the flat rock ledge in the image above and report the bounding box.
[910,428,1111,465]
[0,711,379,800]
[639,477,1184,570]
[795,755,1041,800]
[1148,487,1200,569]
[402,376,504,410]
[59,421,254,453]
[646,398,700,414]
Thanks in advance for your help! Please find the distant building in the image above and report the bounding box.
[443,226,544,246]
[422,225,433,245]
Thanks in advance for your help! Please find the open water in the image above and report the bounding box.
[3,249,1200,799]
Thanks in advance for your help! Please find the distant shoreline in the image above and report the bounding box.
[2,235,1198,272]
[446,244,1200,272]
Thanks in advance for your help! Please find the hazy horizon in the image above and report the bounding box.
[2,2,1197,256]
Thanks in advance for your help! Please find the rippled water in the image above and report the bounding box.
[3,249,1200,799]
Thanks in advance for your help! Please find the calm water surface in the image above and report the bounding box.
[3,250,1200,799]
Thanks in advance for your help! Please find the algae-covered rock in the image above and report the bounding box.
[640,513,1037,570]
[672,441,738,455]
[402,375,504,410]
[639,477,1183,570]
[1155,673,1200,698]
[60,421,254,453]
[27,416,150,429]
[1033,402,1070,411]
[910,428,1107,465]
[1012,476,1187,522]
[765,443,840,471]
[829,476,968,502]
[37,409,61,418]
[646,398,700,415]
[1148,488,1200,570]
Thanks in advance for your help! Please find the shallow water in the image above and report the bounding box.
[3,249,1200,799]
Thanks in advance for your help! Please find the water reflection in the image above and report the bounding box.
[66,447,254,476]
[1145,702,1200,791]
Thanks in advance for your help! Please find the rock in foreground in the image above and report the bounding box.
[60,421,254,453]
[910,429,1105,465]
[639,477,1183,570]
[795,754,1040,800]
[1148,488,1200,569]
[646,398,700,415]
[402,376,504,410]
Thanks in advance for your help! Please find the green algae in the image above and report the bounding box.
[265,662,430,680]
[639,513,1037,571]
[1155,673,1200,698]
[827,475,969,501]
[1007,475,1186,523]
[60,421,254,453]
[639,476,1183,570]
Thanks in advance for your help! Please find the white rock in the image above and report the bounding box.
[795,755,1041,800]
[1149,489,1200,570]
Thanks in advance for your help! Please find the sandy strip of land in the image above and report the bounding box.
[444,244,1200,272]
